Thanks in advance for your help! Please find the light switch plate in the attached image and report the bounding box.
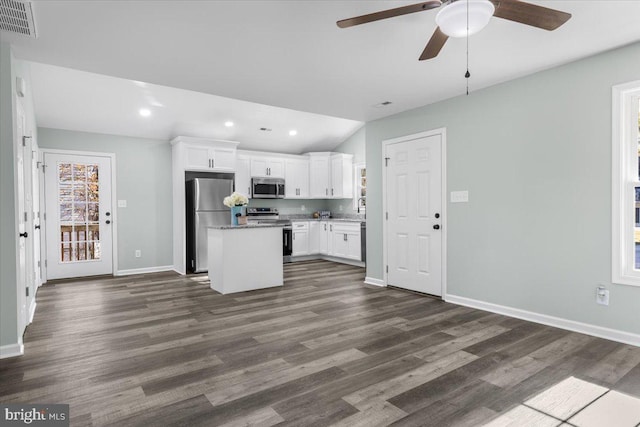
[450,191,469,203]
[118,200,127,208]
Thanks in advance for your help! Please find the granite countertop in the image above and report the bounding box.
[289,218,365,223]
[208,223,285,230]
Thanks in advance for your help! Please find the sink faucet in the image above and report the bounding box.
[357,197,366,219]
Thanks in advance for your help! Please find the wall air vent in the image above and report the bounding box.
[0,0,37,38]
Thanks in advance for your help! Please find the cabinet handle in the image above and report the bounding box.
[248,187,251,195]
[326,188,328,195]
[212,158,214,168]
[344,233,347,241]
[330,224,332,231]
[293,233,295,241]
[208,159,211,168]
[331,188,334,196]
[324,224,326,231]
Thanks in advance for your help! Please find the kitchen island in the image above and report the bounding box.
[207,224,284,295]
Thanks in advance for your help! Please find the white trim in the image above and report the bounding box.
[0,342,24,359]
[612,81,640,287]
[364,277,386,287]
[28,300,36,324]
[445,294,640,347]
[382,128,447,297]
[40,149,118,279]
[115,265,174,276]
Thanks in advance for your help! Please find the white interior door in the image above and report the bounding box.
[44,153,113,279]
[16,101,28,337]
[385,133,443,296]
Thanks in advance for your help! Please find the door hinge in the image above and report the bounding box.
[386,212,388,220]
[22,136,31,147]
[26,287,29,297]
[386,265,389,273]
[43,212,46,221]
[37,260,41,268]
[385,157,390,167]
[44,260,47,267]
[24,212,28,222]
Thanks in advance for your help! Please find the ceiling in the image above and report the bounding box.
[3,1,640,150]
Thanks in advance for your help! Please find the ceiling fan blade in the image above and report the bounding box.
[419,27,448,60]
[491,0,571,31]
[337,1,442,28]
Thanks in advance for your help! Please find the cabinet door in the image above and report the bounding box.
[184,146,211,170]
[331,156,343,198]
[297,160,310,198]
[309,156,330,198]
[309,222,320,254]
[292,230,309,256]
[319,222,329,255]
[268,159,285,178]
[285,159,299,198]
[345,232,361,260]
[331,229,348,258]
[212,147,236,171]
[251,158,269,177]
[235,156,252,198]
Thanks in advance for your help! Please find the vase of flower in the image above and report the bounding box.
[223,192,249,226]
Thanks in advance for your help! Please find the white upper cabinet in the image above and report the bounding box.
[250,157,285,178]
[235,155,252,198]
[173,137,238,172]
[308,153,331,198]
[285,157,309,199]
[330,153,353,199]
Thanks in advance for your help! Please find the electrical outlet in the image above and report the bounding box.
[301,205,306,211]
[339,205,343,211]
[596,286,609,306]
[135,250,141,258]
[450,191,469,203]
[118,200,127,208]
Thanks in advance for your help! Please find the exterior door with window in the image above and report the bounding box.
[385,133,443,296]
[44,153,113,279]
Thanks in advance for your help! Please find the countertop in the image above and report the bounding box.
[208,223,285,230]
[289,218,365,224]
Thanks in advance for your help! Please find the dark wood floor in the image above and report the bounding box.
[1,260,639,426]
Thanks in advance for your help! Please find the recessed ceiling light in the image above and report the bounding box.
[289,130,297,136]
[139,108,151,117]
[225,121,234,127]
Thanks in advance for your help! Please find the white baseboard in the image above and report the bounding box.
[115,265,174,276]
[445,294,640,348]
[0,342,24,359]
[365,276,386,287]
[28,300,36,325]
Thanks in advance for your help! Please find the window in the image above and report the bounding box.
[354,163,366,212]
[612,81,640,286]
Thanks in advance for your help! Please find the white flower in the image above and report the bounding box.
[223,192,249,208]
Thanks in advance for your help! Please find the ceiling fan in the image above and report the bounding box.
[337,0,572,60]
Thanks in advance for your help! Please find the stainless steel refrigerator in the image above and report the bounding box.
[186,174,234,273]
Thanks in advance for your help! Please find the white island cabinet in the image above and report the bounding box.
[208,224,283,294]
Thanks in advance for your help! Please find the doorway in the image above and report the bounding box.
[383,129,446,296]
[43,152,114,280]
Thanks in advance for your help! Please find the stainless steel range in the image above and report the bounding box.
[246,208,292,262]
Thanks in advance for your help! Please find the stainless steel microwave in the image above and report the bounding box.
[251,178,285,199]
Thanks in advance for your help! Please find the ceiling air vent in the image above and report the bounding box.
[0,0,37,38]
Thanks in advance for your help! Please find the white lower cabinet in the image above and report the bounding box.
[291,222,309,256]
[330,223,361,261]
[305,221,361,261]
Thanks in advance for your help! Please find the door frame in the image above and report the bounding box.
[40,149,118,281]
[382,128,447,297]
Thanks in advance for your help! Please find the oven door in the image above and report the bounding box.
[283,227,293,260]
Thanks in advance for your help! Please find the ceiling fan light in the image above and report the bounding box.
[435,0,495,38]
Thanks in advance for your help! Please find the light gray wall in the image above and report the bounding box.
[366,41,640,335]
[328,126,367,214]
[0,43,18,348]
[38,128,173,272]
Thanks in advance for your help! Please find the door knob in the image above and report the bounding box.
[19,232,28,238]
[433,224,440,230]
[105,220,111,225]
[106,212,111,216]
[435,213,440,218]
